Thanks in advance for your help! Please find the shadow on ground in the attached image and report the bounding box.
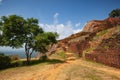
[0,58,65,71]
[11,59,65,67]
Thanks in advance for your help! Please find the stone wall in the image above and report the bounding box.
[85,52,120,68]
[67,40,90,57]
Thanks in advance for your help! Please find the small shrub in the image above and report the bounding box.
[0,53,11,69]
[39,54,48,61]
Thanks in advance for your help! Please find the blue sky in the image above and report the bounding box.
[0,0,120,39]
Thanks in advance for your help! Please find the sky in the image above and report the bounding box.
[0,0,120,50]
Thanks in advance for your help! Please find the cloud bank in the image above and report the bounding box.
[39,13,82,39]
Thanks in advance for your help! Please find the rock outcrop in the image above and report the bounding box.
[83,18,120,32]
[52,17,120,68]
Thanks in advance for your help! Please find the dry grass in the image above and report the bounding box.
[54,59,120,80]
[0,59,120,80]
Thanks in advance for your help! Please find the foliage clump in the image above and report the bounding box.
[109,8,120,18]
[0,53,11,69]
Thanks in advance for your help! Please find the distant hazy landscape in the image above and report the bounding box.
[0,49,37,58]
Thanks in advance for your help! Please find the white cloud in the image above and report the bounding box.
[75,22,81,27]
[39,13,82,40]
[54,13,59,18]
[54,13,59,24]
[39,23,82,39]
[73,29,82,33]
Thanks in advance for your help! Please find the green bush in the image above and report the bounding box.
[0,53,11,69]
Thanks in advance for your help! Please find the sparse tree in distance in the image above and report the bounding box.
[0,15,58,64]
[109,8,120,18]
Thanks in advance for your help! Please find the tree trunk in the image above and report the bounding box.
[26,53,30,64]
[30,49,34,59]
[25,43,30,64]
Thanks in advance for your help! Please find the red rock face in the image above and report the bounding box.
[83,18,120,32]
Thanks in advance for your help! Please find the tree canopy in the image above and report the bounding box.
[0,15,58,64]
[109,9,120,18]
[0,15,26,47]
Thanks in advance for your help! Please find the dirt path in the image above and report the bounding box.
[0,59,120,80]
[33,59,120,80]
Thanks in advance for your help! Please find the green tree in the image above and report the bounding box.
[109,9,120,18]
[0,15,58,64]
[35,32,58,60]
[35,32,59,51]
[23,18,44,63]
[0,31,2,45]
[0,15,26,47]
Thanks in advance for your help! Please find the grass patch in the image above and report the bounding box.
[1,58,65,70]
[92,29,108,41]
[45,59,65,64]
[12,58,64,66]
[57,52,66,60]
[82,47,94,58]
[97,29,108,37]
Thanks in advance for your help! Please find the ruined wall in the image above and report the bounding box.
[67,40,90,57]
[85,52,120,68]
[85,32,120,68]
